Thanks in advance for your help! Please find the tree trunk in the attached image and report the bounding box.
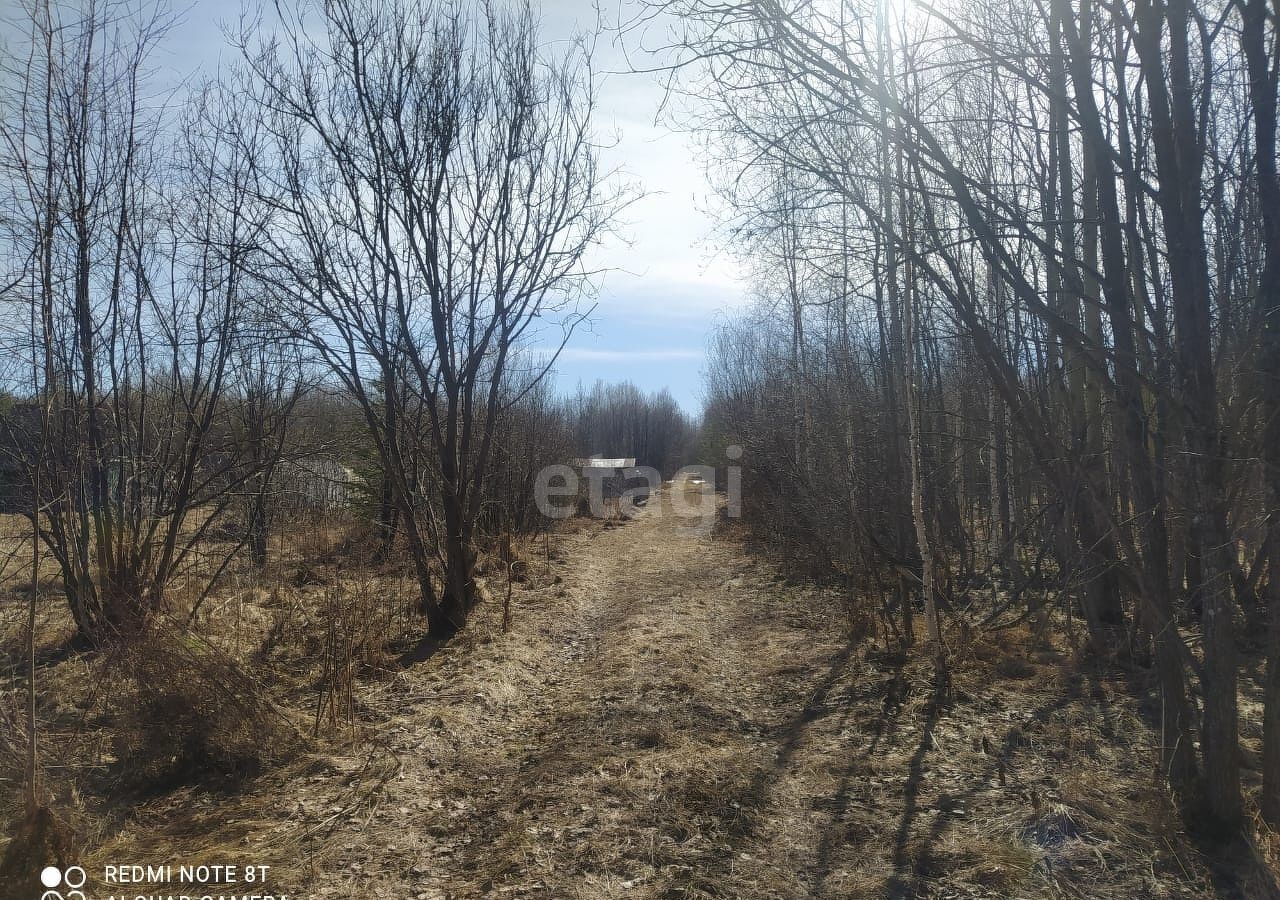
[1239,0,1280,825]
[1135,0,1241,827]
[1060,0,1197,791]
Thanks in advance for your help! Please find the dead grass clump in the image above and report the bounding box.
[632,721,675,750]
[995,653,1037,680]
[643,745,763,840]
[313,579,399,735]
[109,626,294,790]
[1020,803,1086,848]
[289,513,372,566]
[0,698,25,801]
[291,562,330,587]
[918,831,1037,890]
[254,588,308,664]
[956,623,1047,672]
[0,805,76,900]
[967,634,1005,665]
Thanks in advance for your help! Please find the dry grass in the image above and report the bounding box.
[107,624,296,789]
[0,487,1275,898]
[214,484,1262,899]
[0,509,443,891]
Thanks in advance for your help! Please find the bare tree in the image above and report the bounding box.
[663,0,1278,830]
[243,0,622,635]
[0,3,291,642]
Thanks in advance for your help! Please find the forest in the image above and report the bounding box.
[2,0,1280,897]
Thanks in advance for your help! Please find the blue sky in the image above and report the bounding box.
[548,276,743,411]
[146,0,748,414]
[521,0,750,413]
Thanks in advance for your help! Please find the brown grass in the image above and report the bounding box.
[0,487,1275,898]
[108,624,296,789]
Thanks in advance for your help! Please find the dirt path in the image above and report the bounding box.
[283,478,1218,900]
[291,479,859,898]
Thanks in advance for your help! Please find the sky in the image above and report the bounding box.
[150,0,748,414]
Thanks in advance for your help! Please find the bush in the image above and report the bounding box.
[109,626,295,790]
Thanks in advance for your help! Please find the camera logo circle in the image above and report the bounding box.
[39,864,86,900]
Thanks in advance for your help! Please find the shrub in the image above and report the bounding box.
[109,626,294,790]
